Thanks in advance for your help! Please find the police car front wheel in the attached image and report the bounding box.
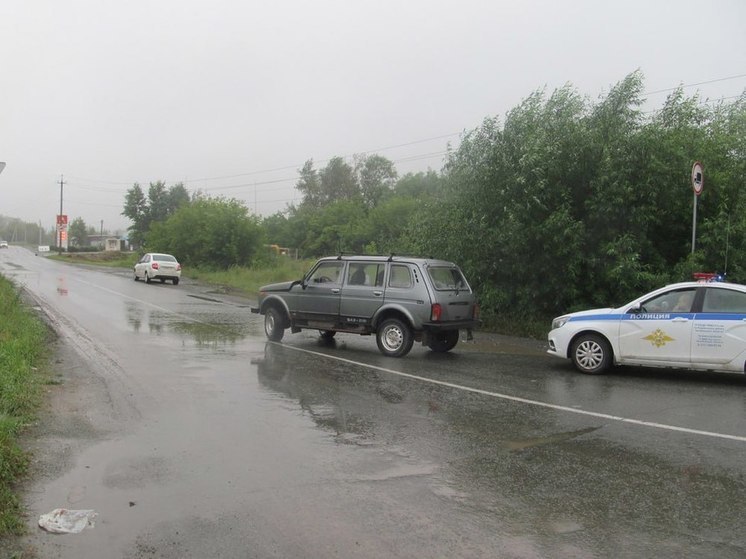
[571,334,612,374]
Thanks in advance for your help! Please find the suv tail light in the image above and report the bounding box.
[151,262,160,270]
[473,303,480,319]
[430,303,442,322]
[176,264,181,271]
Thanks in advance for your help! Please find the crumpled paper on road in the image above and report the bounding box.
[38,508,97,534]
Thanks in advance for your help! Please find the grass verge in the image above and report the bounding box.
[0,275,49,536]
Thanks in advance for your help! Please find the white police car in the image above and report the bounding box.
[548,280,746,374]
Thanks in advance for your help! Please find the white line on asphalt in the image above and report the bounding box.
[277,343,746,443]
[74,278,210,325]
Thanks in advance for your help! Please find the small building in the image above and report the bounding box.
[87,234,128,251]
[104,237,123,251]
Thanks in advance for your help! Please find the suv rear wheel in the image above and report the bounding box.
[427,330,460,353]
[376,318,414,358]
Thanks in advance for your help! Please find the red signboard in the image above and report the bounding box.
[56,214,68,226]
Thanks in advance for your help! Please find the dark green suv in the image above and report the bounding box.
[251,255,480,357]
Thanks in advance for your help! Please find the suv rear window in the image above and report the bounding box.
[428,267,467,290]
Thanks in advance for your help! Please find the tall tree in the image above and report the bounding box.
[295,157,360,209]
[295,160,322,208]
[122,183,148,248]
[122,181,192,249]
[68,217,88,247]
[354,154,398,208]
[319,157,359,203]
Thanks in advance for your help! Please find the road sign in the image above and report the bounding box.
[692,161,704,196]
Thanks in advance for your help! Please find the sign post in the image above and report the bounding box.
[691,162,703,254]
[56,214,68,252]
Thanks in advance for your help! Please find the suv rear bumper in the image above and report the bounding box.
[421,320,481,331]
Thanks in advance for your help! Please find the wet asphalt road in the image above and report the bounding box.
[2,247,746,558]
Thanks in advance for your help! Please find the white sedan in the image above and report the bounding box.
[548,281,746,374]
[134,253,181,285]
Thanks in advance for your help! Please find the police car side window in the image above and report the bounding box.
[642,289,696,313]
[702,289,746,313]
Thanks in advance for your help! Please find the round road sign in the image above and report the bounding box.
[691,161,704,196]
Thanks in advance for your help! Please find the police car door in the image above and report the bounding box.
[691,286,746,370]
[618,287,697,365]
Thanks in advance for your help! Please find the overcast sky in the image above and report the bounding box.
[1,0,745,234]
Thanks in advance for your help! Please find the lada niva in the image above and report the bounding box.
[251,255,480,357]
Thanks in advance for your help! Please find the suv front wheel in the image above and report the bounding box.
[376,318,414,358]
[264,307,286,342]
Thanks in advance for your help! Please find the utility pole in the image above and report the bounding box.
[100,219,104,250]
[58,174,65,254]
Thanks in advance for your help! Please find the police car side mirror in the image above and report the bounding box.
[628,303,643,314]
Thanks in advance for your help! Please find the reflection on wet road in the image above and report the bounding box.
[1,247,745,558]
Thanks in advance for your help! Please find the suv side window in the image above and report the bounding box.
[308,262,343,285]
[347,263,385,287]
[389,264,412,288]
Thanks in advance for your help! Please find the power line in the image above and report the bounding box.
[644,73,746,96]
[63,72,744,191]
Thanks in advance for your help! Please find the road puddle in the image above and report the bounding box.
[503,426,600,451]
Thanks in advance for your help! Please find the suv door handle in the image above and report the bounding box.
[373,291,383,297]
[331,288,340,294]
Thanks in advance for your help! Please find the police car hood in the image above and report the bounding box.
[563,307,615,319]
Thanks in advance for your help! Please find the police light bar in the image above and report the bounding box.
[693,272,725,283]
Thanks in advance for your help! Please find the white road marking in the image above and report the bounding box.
[277,343,746,443]
[73,278,209,324]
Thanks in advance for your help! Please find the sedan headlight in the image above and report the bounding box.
[551,316,570,330]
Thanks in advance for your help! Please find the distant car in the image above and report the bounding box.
[134,253,181,285]
[0,241,7,249]
[251,255,480,357]
[548,281,746,374]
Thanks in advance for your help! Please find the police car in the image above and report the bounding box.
[547,279,746,374]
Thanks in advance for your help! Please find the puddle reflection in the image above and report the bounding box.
[124,300,250,346]
[254,342,376,443]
